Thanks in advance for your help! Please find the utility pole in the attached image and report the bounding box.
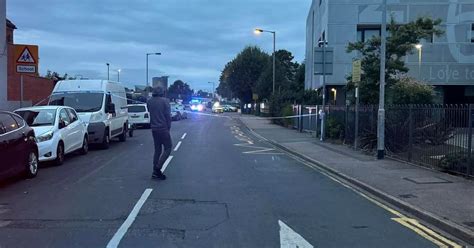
[319,40,328,141]
[106,63,110,81]
[377,0,387,159]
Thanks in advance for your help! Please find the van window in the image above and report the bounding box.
[49,93,104,113]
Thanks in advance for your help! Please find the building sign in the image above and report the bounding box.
[14,44,38,74]
[352,60,362,82]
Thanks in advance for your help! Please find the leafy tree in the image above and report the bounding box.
[168,80,193,102]
[388,77,433,104]
[346,17,443,104]
[219,46,269,103]
[45,70,71,83]
[196,90,212,98]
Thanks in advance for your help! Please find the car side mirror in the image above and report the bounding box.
[106,103,116,114]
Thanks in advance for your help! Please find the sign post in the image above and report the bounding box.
[314,45,333,141]
[352,60,362,149]
[14,45,39,107]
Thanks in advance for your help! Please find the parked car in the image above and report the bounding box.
[172,103,187,120]
[49,80,129,149]
[212,102,224,113]
[15,106,89,165]
[127,104,150,128]
[171,107,180,121]
[0,111,39,179]
[223,105,238,112]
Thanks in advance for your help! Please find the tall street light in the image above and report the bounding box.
[106,63,110,80]
[208,82,215,99]
[117,69,121,82]
[415,44,423,80]
[146,52,162,87]
[254,28,276,94]
[377,0,388,159]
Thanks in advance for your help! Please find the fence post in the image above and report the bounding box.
[345,104,349,144]
[354,96,359,149]
[299,105,303,133]
[315,105,319,138]
[408,105,414,162]
[468,104,473,176]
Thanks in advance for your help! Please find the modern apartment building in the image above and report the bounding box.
[305,0,474,104]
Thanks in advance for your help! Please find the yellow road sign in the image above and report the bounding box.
[352,60,362,83]
[14,44,39,74]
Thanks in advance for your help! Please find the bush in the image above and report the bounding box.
[439,152,471,173]
[388,77,434,104]
[326,116,344,140]
[281,105,294,127]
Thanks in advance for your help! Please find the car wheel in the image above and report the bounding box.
[79,136,89,155]
[119,124,127,142]
[100,130,110,150]
[25,151,38,178]
[55,143,65,166]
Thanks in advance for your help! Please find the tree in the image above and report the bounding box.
[346,17,444,104]
[44,70,71,83]
[196,90,211,98]
[219,46,269,103]
[388,77,433,104]
[168,80,193,102]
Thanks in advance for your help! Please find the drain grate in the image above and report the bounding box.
[399,194,417,199]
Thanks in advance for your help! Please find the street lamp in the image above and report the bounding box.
[117,69,121,82]
[331,88,337,105]
[208,82,215,99]
[415,44,423,80]
[318,40,328,141]
[106,63,110,80]
[377,0,388,159]
[254,28,276,94]
[146,52,161,87]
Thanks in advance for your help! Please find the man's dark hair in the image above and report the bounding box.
[152,87,165,97]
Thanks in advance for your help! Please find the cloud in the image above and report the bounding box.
[7,0,311,91]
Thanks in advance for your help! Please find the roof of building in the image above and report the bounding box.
[6,19,17,29]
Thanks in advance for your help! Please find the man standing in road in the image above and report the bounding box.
[147,87,172,180]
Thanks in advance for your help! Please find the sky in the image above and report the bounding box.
[8,0,311,91]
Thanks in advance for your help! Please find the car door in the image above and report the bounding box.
[0,113,22,176]
[66,108,84,151]
[58,108,73,153]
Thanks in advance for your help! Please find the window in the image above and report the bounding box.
[471,24,474,43]
[66,109,78,123]
[15,109,56,127]
[59,109,71,126]
[357,26,381,42]
[0,113,19,133]
[128,105,147,113]
[319,0,322,6]
[13,115,25,127]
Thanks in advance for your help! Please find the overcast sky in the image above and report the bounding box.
[8,0,311,91]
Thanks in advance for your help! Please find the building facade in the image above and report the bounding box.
[306,0,474,104]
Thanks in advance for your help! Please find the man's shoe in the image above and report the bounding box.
[152,173,167,180]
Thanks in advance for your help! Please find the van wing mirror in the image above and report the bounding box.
[106,103,116,114]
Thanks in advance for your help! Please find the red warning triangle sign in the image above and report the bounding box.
[17,47,36,63]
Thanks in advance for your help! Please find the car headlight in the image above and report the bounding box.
[37,130,54,142]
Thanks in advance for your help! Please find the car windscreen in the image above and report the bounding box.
[16,109,56,127]
[49,93,104,112]
[128,106,146,113]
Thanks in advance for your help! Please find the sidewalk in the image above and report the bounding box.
[239,116,474,245]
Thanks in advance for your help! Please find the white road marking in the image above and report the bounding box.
[279,220,314,248]
[161,156,174,173]
[106,188,153,248]
[174,141,182,151]
[181,133,187,139]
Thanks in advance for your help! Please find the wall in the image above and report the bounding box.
[305,0,474,89]
[0,0,7,109]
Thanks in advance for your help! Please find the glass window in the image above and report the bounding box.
[357,30,363,42]
[471,24,474,43]
[13,115,25,127]
[66,108,78,123]
[15,109,56,127]
[364,29,380,41]
[49,93,104,113]
[128,105,147,113]
[59,109,71,126]
[0,113,19,133]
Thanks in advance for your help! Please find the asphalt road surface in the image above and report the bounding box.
[0,112,458,247]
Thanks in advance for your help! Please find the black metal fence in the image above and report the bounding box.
[292,104,474,177]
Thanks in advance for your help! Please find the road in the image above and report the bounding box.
[0,112,457,247]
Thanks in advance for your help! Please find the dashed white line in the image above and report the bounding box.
[181,133,187,139]
[174,141,182,152]
[161,155,174,173]
[106,188,153,248]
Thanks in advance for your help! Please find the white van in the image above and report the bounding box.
[49,80,129,149]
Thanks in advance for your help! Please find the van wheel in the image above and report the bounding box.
[100,130,110,150]
[119,124,127,142]
[55,143,65,166]
[79,136,89,155]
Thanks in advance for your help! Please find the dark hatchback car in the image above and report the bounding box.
[0,111,39,180]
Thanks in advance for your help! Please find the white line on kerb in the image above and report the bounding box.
[181,133,187,139]
[161,156,174,173]
[106,188,153,248]
[174,141,182,152]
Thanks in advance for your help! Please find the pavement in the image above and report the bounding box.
[0,112,467,247]
[240,115,474,246]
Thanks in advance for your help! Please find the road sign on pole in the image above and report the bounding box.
[352,60,362,83]
[14,44,39,75]
[314,47,333,75]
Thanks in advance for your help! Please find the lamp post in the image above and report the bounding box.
[117,69,121,82]
[254,28,276,94]
[331,88,337,105]
[415,44,423,80]
[146,52,161,87]
[318,40,328,141]
[106,63,110,81]
[208,82,215,99]
[377,0,387,159]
